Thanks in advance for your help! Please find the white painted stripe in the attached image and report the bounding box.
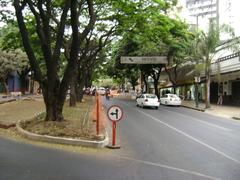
[113,155,221,180]
[163,108,231,131]
[134,108,240,164]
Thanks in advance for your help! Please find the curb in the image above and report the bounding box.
[16,119,109,148]
[181,105,205,112]
[232,116,240,121]
[0,99,16,104]
[0,123,15,129]
[0,98,17,129]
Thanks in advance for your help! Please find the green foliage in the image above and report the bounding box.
[192,22,237,69]
[105,0,192,90]
[0,22,23,50]
[0,19,46,75]
[191,22,238,108]
[0,49,29,81]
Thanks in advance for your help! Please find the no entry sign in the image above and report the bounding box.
[107,105,123,122]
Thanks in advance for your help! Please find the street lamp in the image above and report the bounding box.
[194,76,201,108]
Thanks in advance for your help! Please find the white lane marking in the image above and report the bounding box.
[134,108,240,164]
[112,155,221,180]
[162,108,231,131]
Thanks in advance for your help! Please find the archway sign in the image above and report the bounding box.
[120,56,167,64]
[107,105,124,149]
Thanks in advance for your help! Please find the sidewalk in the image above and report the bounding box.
[182,100,240,120]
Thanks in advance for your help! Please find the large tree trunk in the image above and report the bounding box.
[69,75,77,107]
[20,74,27,95]
[152,66,162,98]
[42,81,65,121]
[45,101,64,121]
[130,78,138,91]
[154,80,159,98]
[14,0,96,122]
[173,83,176,94]
[78,85,84,102]
[84,68,93,88]
[19,70,29,95]
[3,79,9,95]
[165,66,178,95]
[77,71,85,102]
[142,74,148,93]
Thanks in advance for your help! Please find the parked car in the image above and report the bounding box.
[160,94,181,106]
[136,93,160,109]
[90,87,96,96]
[84,87,91,95]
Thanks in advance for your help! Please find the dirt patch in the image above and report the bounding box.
[0,98,45,126]
[21,96,98,140]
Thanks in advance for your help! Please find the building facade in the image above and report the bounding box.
[159,52,240,105]
[157,0,239,105]
[186,0,219,30]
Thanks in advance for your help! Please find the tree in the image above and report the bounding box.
[140,64,164,97]
[0,22,23,50]
[13,0,96,121]
[109,4,190,97]
[164,19,194,94]
[193,22,237,108]
[6,0,179,120]
[0,49,28,94]
[105,35,141,91]
[68,23,115,105]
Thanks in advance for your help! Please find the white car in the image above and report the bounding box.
[136,94,160,109]
[160,94,181,106]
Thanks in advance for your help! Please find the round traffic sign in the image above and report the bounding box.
[107,105,123,122]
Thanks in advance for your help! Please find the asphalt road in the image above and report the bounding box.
[1,98,240,180]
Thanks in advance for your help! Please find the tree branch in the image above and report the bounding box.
[14,0,43,82]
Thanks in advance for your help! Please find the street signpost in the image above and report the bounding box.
[120,56,167,64]
[107,105,123,149]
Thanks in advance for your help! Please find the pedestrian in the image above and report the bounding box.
[217,83,223,105]
[217,94,223,105]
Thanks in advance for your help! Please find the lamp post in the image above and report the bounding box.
[194,76,200,108]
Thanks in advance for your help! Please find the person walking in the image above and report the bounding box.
[217,94,223,105]
[217,83,223,105]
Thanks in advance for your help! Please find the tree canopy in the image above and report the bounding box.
[106,4,193,96]
[0,0,185,121]
[0,49,29,94]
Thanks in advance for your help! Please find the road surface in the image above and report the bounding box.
[1,98,240,180]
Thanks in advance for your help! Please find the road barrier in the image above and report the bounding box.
[93,93,107,138]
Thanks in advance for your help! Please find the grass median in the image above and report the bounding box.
[1,95,97,140]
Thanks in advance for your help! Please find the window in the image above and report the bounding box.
[146,94,157,99]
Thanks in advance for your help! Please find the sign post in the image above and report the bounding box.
[107,105,123,149]
[120,56,167,64]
